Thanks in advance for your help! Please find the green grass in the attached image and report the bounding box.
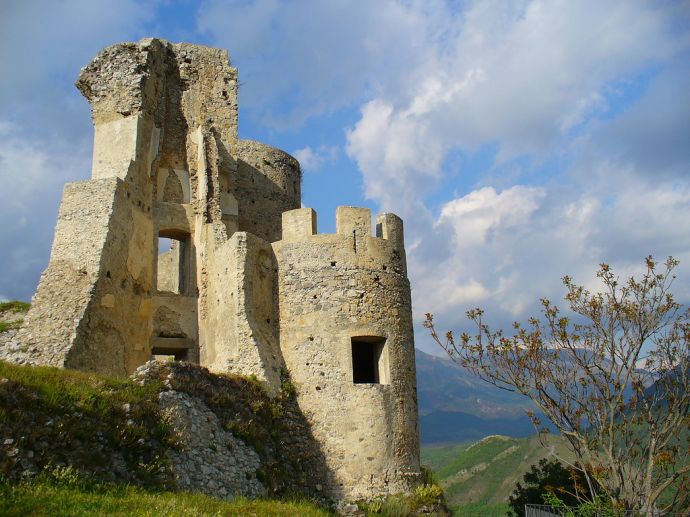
[0,361,175,488]
[421,442,470,473]
[0,300,30,332]
[0,480,332,517]
[0,301,30,313]
[358,482,447,516]
[453,501,510,516]
[0,360,163,415]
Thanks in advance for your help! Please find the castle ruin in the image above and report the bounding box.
[15,38,420,501]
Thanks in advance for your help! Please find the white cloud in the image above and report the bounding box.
[413,171,690,348]
[337,1,690,351]
[437,186,545,247]
[346,1,688,219]
[197,0,447,127]
[293,145,338,173]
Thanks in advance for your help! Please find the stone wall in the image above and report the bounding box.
[234,140,301,243]
[18,39,301,376]
[158,391,264,498]
[198,231,283,388]
[133,360,334,500]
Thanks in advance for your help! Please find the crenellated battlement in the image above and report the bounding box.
[281,206,404,248]
[276,206,408,281]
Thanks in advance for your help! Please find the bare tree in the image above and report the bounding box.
[424,257,690,514]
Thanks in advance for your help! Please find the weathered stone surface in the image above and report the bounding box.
[11,38,421,502]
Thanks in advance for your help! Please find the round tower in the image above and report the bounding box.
[272,206,421,500]
[232,139,301,243]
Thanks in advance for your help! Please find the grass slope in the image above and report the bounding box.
[0,360,449,516]
[0,481,331,517]
[422,434,572,516]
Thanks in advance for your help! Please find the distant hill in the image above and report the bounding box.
[416,348,544,444]
[422,434,572,516]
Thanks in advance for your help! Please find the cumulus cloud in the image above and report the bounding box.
[340,1,690,349]
[197,0,447,127]
[417,172,690,340]
[346,1,688,213]
[437,186,545,247]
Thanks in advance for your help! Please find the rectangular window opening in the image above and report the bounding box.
[157,233,190,295]
[352,336,388,384]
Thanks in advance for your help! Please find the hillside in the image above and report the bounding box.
[416,348,529,418]
[0,358,332,501]
[422,434,572,516]
[0,335,447,515]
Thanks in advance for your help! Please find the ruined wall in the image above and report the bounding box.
[198,231,283,387]
[18,39,301,375]
[15,178,154,375]
[272,207,421,500]
[14,38,421,504]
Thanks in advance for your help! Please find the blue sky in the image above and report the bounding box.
[1,0,689,354]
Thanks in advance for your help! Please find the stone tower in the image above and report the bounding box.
[15,39,420,500]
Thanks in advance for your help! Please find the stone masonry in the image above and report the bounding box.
[12,38,421,502]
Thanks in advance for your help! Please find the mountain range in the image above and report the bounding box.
[415,348,542,444]
[415,347,658,444]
